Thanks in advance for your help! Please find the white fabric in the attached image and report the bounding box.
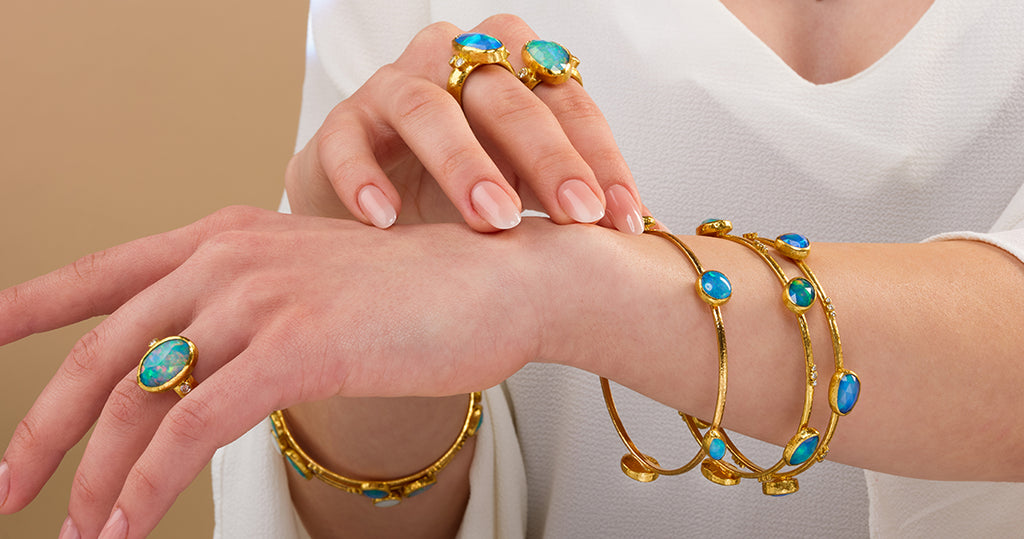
[214,0,1024,537]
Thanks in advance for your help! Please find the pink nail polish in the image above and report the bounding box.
[98,508,127,539]
[0,461,9,509]
[605,185,644,235]
[357,185,397,229]
[59,516,81,539]
[558,179,605,224]
[471,182,521,229]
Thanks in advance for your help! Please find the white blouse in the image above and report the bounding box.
[213,1,1024,536]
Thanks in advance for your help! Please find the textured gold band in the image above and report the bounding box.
[447,33,517,105]
[270,392,483,507]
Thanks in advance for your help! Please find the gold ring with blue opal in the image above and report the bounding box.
[517,39,582,90]
[137,336,197,398]
[446,33,517,104]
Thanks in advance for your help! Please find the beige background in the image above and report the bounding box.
[1,2,309,537]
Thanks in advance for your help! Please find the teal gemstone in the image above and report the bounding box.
[779,233,810,249]
[455,33,502,51]
[285,454,308,479]
[789,435,819,465]
[786,278,815,308]
[408,483,434,497]
[708,437,726,460]
[701,218,721,225]
[700,271,732,301]
[836,373,860,414]
[525,40,570,72]
[139,338,192,388]
[363,489,389,499]
[475,412,484,433]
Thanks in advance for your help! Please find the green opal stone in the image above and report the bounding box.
[139,338,192,387]
[789,435,819,466]
[787,278,815,308]
[525,40,570,72]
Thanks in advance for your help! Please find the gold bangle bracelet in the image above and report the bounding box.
[696,219,819,496]
[749,232,861,474]
[269,392,483,507]
[600,217,733,483]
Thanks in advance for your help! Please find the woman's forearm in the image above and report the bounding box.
[535,224,1024,481]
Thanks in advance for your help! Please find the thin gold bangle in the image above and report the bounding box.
[269,392,483,507]
[600,217,733,483]
[696,219,819,496]
[750,232,861,473]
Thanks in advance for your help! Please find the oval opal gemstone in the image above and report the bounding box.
[455,32,502,51]
[285,455,308,479]
[408,483,435,497]
[836,372,861,414]
[789,435,819,466]
[779,233,810,249]
[708,437,726,460]
[139,338,192,388]
[700,271,732,300]
[525,40,570,72]
[363,489,389,499]
[701,218,721,225]
[786,278,815,308]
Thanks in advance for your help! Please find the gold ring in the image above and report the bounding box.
[517,39,582,90]
[447,33,516,104]
[137,336,197,397]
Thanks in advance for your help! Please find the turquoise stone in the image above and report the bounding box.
[363,489,389,499]
[779,233,810,249]
[408,483,434,497]
[455,33,502,51]
[708,437,726,460]
[700,271,732,301]
[701,218,721,225]
[789,435,819,466]
[285,454,308,479]
[786,278,815,308]
[836,373,860,414]
[525,40,570,72]
[139,338,192,388]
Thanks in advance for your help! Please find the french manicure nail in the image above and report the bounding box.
[357,185,397,229]
[59,515,81,539]
[605,185,644,235]
[98,508,127,539]
[0,461,9,509]
[558,179,605,223]
[471,181,521,229]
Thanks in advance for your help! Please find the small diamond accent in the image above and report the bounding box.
[810,365,818,386]
[179,382,192,395]
[454,57,465,68]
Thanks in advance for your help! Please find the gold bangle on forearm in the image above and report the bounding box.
[269,392,483,507]
[696,219,820,496]
[601,217,734,482]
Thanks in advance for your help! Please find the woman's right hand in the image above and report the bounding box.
[284,14,645,235]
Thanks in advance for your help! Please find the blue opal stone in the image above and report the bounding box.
[700,271,732,301]
[408,483,434,497]
[455,33,502,51]
[701,218,721,225]
[836,373,860,414]
[139,338,191,388]
[525,40,570,72]
[363,489,389,499]
[789,435,819,465]
[708,437,726,460]
[779,233,810,249]
[787,278,815,308]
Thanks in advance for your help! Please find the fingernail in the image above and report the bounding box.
[0,461,9,509]
[98,508,127,539]
[558,179,605,223]
[59,516,81,539]
[605,185,644,235]
[471,181,521,229]
[357,185,397,229]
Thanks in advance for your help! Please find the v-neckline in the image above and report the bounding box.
[709,0,944,88]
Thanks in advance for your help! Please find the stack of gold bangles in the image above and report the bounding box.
[602,217,861,496]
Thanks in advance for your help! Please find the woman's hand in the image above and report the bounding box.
[285,14,645,235]
[0,207,571,538]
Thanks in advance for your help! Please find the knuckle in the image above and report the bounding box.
[391,81,449,129]
[550,91,606,124]
[481,13,529,32]
[531,145,586,180]
[126,462,162,499]
[165,398,214,444]
[590,148,633,182]
[104,382,147,430]
[486,86,547,125]
[412,21,461,49]
[70,470,101,507]
[64,326,105,382]
[69,249,107,283]
[11,417,41,451]
[202,205,265,232]
[436,144,483,181]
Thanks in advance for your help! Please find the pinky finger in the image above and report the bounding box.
[97,351,282,539]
